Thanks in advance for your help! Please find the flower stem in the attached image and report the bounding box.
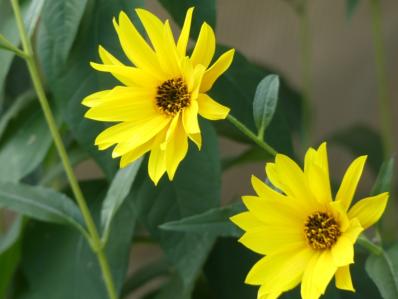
[369,0,394,156]
[358,235,383,256]
[226,114,277,157]
[298,0,313,149]
[10,1,118,298]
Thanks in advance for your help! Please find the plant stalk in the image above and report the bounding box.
[369,0,394,156]
[226,114,277,157]
[298,0,313,148]
[358,235,383,256]
[10,1,118,298]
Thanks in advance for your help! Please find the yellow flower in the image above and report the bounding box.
[230,143,388,299]
[82,8,234,184]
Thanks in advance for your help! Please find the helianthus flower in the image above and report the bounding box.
[230,143,388,299]
[82,8,234,184]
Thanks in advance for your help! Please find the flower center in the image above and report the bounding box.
[304,212,341,250]
[156,78,190,116]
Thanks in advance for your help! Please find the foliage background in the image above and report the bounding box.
[0,0,397,299]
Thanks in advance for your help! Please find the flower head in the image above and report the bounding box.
[230,143,388,299]
[82,8,234,184]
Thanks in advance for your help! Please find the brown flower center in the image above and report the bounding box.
[304,212,341,250]
[156,78,190,116]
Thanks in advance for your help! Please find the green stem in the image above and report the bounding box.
[358,235,383,256]
[298,0,312,148]
[226,114,277,157]
[370,0,394,156]
[10,1,118,299]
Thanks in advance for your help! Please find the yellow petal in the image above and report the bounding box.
[83,87,154,110]
[190,22,215,68]
[304,142,332,204]
[304,142,329,176]
[200,49,235,92]
[82,90,112,107]
[258,287,282,299]
[95,121,138,148]
[177,7,194,56]
[335,156,367,211]
[306,163,332,204]
[190,64,206,99]
[197,93,230,120]
[348,192,388,229]
[241,195,304,226]
[246,245,312,290]
[188,132,201,150]
[239,226,305,255]
[112,117,170,158]
[161,21,181,76]
[301,251,337,299]
[335,265,355,292]
[251,175,277,199]
[98,46,135,86]
[90,62,159,87]
[148,144,167,185]
[165,115,188,180]
[266,155,318,210]
[120,137,155,168]
[331,235,354,267]
[180,56,194,89]
[329,200,351,232]
[114,11,163,78]
[135,8,164,50]
[229,211,265,231]
[182,100,200,134]
[85,96,157,122]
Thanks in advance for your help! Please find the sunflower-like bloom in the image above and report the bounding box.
[82,8,234,184]
[230,143,388,299]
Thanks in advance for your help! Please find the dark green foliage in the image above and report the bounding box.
[131,122,220,297]
[16,180,137,299]
[366,244,398,299]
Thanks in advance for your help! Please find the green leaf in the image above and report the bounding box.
[253,75,280,138]
[347,0,361,19]
[17,180,137,299]
[0,89,34,141]
[37,0,88,79]
[204,238,258,299]
[365,244,398,299]
[132,122,220,294]
[101,158,142,244]
[328,124,384,174]
[210,46,302,157]
[158,0,216,38]
[0,215,24,254]
[0,108,52,182]
[371,158,395,196]
[160,202,244,237]
[0,181,87,236]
